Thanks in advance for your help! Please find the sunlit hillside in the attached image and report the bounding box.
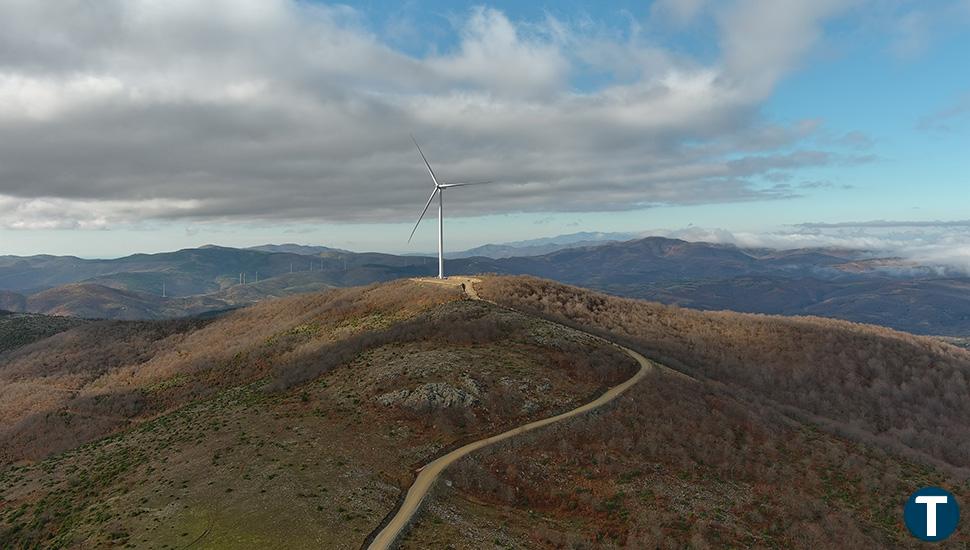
[2,278,968,548]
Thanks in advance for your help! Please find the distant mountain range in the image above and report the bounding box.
[245,243,350,255]
[443,231,641,258]
[2,236,969,335]
[13,272,336,321]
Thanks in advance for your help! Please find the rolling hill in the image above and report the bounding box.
[15,273,336,321]
[2,237,970,335]
[0,279,635,547]
[1,277,968,548]
[1,247,333,295]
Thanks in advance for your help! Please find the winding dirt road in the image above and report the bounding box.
[366,277,652,550]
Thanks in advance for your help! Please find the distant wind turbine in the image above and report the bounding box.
[407,135,492,279]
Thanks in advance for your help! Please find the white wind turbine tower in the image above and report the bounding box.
[407,135,491,279]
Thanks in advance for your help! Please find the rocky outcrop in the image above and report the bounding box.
[377,380,480,410]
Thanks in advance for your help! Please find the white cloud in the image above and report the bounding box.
[0,74,124,120]
[0,1,863,229]
[0,196,201,229]
[719,0,857,96]
[654,221,970,275]
[650,0,708,27]
[428,8,569,97]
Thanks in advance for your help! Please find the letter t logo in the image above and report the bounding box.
[915,495,949,537]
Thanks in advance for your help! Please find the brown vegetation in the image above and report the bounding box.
[264,299,634,393]
[6,275,968,548]
[410,366,967,548]
[476,276,970,472]
[0,279,637,548]
[0,281,459,463]
[0,312,87,354]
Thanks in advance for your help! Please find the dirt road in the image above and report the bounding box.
[366,277,652,550]
[410,275,481,300]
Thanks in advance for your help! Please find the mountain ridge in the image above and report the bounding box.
[2,236,969,335]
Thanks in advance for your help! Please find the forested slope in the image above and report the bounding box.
[477,276,970,472]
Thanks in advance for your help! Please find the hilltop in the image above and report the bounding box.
[1,277,968,548]
[0,279,634,547]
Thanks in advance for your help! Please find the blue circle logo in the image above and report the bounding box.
[904,487,960,541]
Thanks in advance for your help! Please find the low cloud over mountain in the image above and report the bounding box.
[652,221,970,275]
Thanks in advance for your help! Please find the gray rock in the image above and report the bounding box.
[376,382,479,410]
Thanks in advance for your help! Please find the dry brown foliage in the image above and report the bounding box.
[442,368,966,549]
[0,281,638,549]
[476,276,970,472]
[0,280,460,462]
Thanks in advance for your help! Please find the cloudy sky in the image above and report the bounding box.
[0,0,968,258]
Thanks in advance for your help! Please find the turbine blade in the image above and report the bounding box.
[410,134,439,186]
[408,187,439,243]
[438,180,493,188]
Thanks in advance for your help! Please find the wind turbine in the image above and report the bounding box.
[407,135,491,279]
